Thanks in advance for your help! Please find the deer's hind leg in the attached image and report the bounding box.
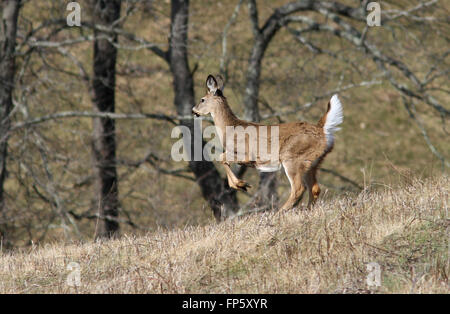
[280,160,306,211]
[304,166,321,209]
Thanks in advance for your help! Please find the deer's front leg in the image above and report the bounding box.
[220,153,251,192]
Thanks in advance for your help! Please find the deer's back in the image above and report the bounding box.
[278,122,327,162]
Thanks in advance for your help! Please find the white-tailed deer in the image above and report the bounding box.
[192,74,343,211]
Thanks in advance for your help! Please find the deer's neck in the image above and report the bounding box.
[211,99,240,128]
[211,99,241,146]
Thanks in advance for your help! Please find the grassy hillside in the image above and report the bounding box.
[3,0,447,245]
[1,176,447,293]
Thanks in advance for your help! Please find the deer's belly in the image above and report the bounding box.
[256,163,282,172]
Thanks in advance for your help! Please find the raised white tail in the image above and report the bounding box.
[323,94,343,148]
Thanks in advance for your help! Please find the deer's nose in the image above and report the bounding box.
[192,108,200,117]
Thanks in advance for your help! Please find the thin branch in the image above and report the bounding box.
[259,80,382,120]
[403,97,449,169]
[288,11,450,119]
[10,111,185,133]
[20,19,169,61]
[68,210,143,230]
[55,46,90,82]
[248,0,260,38]
[320,168,363,190]
[220,0,244,80]
[383,0,439,22]
[118,150,195,182]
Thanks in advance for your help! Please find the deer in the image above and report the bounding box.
[192,74,343,211]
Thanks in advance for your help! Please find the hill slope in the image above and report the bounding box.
[0,176,448,293]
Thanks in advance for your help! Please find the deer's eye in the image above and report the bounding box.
[201,99,205,103]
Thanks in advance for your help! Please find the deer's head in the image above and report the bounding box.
[192,74,224,117]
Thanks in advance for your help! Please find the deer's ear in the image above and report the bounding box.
[206,75,218,94]
[215,74,225,91]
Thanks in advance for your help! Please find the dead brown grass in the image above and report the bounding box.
[0,176,448,294]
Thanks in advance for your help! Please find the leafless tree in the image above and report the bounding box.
[90,0,122,238]
[0,0,21,246]
[167,0,239,220]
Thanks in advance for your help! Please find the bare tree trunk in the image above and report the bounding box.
[169,0,238,220]
[91,0,121,238]
[243,0,279,209]
[244,42,278,209]
[243,41,264,122]
[0,0,20,246]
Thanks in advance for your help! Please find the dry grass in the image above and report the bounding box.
[4,0,448,244]
[0,176,448,294]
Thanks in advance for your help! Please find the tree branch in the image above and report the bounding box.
[320,168,363,190]
[288,11,450,119]
[248,0,260,38]
[220,0,244,80]
[9,111,185,134]
[403,97,449,169]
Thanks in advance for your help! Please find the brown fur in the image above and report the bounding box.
[193,75,334,210]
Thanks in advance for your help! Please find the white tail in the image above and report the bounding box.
[323,94,343,148]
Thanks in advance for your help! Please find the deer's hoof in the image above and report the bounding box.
[234,180,251,192]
